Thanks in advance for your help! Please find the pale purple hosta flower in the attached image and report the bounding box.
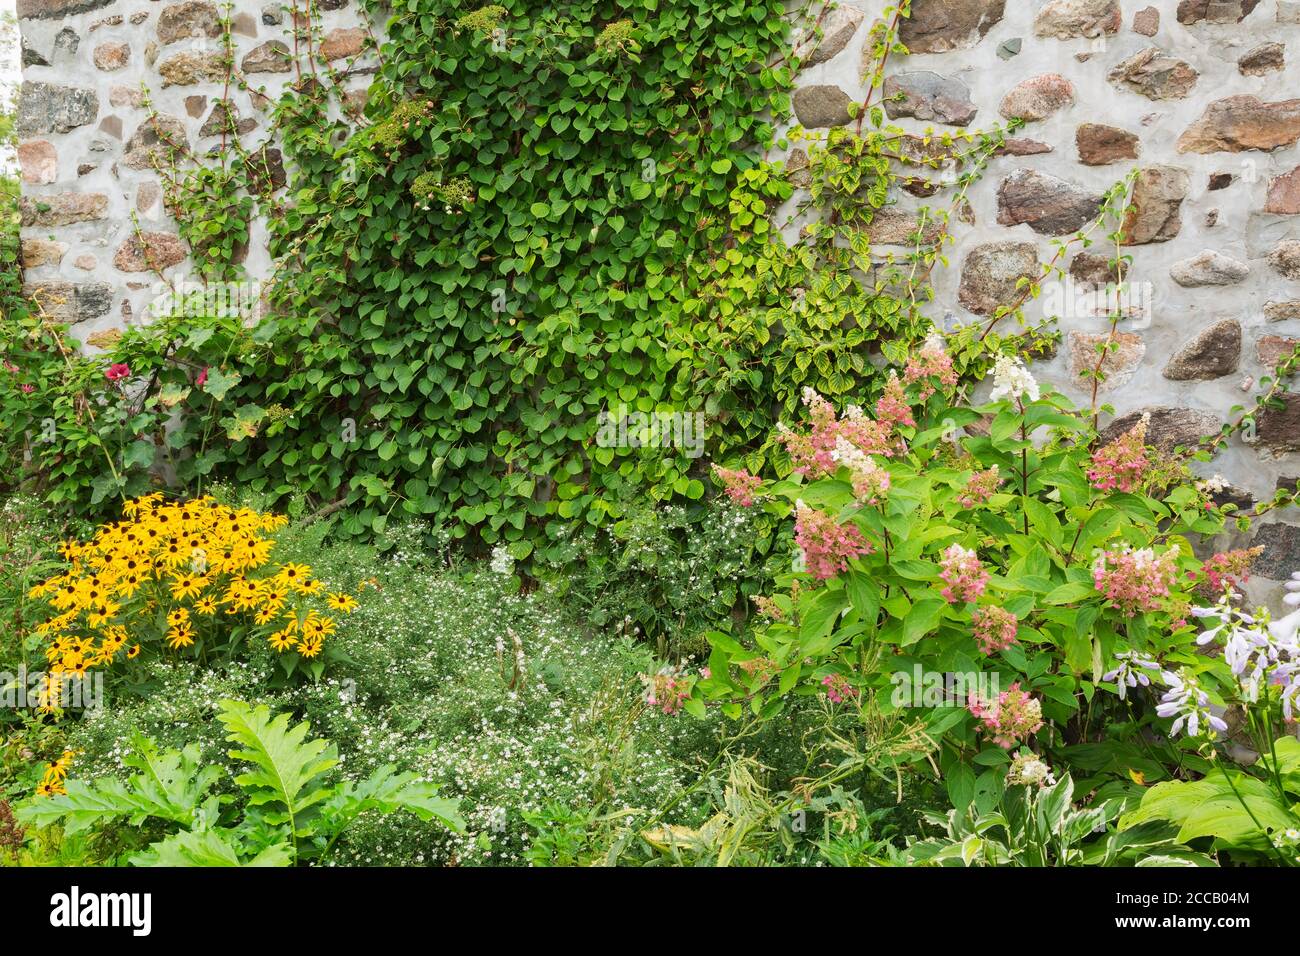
[1156,670,1228,738]
[1285,572,1300,608]
[1272,661,1300,721]
[1102,650,1160,701]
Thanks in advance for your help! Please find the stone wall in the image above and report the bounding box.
[13,0,1300,586]
[777,0,1300,589]
[14,0,373,328]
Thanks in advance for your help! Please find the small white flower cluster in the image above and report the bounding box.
[1006,752,1056,788]
[1196,474,1228,495]
[988,354,1040,404]
[489,544,514,575]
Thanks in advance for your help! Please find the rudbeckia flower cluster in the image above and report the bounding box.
[27,495,364,684]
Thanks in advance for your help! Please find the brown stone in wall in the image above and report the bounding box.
[123,115,190,170]
[1177,0,1259,23]
[996,138,1053,156]
[157,0,223,44]
[242,40,293,73]
[1068,332,1146,391]
[158,51,229,86]
[200,100,257,137]
[1033,0,1121,39]
[20,239,68,269]
[1108,48,1198,100]
[1077,124,1139,165]
[1256,394,1300,453]
[16,139,57,184]
[1266,167,1300,215]
[999,74,1075,122]
[114,233,188,273]
[957,241,1039,316]
[996,169,1103,235]
[1265,300,1300,322]
[321,27,367,61]
[1163,320,1242,380]
[1257,335,1300,368]
[1270,240,1300,280]
[110,85,146,108]
[792,85,853,129]
[1101,406,1220,452]
[93,42,130,71]
[16,0,114,18]
[1132,6,1160,34]
[136,182,161,215]
[1239,42,1285,76]
[1121,165,1189,244]
[1177,96,1300,153]
[898,0,1005,53]
[19,193,109,227]
[862,209,944,246]
[1070,251,1126,286]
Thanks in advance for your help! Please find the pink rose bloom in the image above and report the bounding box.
[105,363,130,382]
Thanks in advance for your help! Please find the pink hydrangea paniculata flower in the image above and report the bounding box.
[972,606,1019,655]
[968,682,1043,749]
[902,333,958,400]
[831,438,891,505]
[711,464,762,507]
[874,372,915,429]
[957,465,1001,509]
[1087,415,1149,492]
[938,543,989,604]
[794,501,872,581]
[1093,546,1179,616]
[1192,547,1263,599]
[777,388,896,478]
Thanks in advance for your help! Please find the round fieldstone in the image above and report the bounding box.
[957,240,1039,316]
[93,41,130,71]
[884,72,977,127]
[996,169,1103,235]
[114,233,188,273]
[793,85,853,129]
[999,74,1075,122]
[1270,240,1300,280]
[1163,320,1242,380]
[1239,42,1285,76]
[1171,250,1250,286]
